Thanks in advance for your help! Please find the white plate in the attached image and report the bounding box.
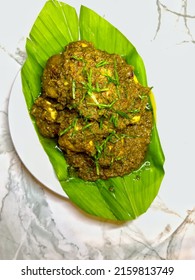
[8,71,67,197]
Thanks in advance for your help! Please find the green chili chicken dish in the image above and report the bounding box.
[31,40,153,181]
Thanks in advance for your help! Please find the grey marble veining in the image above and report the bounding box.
[0,0,195,260]
[154,0,195,43]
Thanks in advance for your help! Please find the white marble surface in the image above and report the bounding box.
[0,0,195,259]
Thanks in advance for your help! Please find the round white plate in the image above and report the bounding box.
[8,71,67,197]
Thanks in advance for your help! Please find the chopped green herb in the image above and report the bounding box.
[96,60,109,68]
[72,79,76,99]
[59,117,78,136]
[145,103,152,111]
[81,70,99,104]
[115,110,130,119]
[120,133,139,139]
[139,94,147,100]
[59,125,72,136]
[82,72,108,95]
[110,114,118,128]
[99,116,104,129]
[103,60,120,86]
[87,99,116,109]
[114,60,119,85]
[82,122,93,131]
[94,131,116,175]
[128,109,140,114]
[104,74,118,85]
[71,55,85,63]
[95,82,108,93]
[95,160,100,175]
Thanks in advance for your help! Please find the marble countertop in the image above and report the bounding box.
[0,0,195,260]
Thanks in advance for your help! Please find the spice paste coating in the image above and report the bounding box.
[31,41,153,181]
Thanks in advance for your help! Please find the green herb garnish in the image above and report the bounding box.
[94,131,116,175]
[72,79,76,99]
[96,60,109,68]
[59,117,78,136]
[87,99,117,109]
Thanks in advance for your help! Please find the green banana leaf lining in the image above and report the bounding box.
[21,0,165,221]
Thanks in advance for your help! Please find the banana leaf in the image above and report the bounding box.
[21,0,165,221]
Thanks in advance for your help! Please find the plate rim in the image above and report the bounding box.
[8,70,67,198]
